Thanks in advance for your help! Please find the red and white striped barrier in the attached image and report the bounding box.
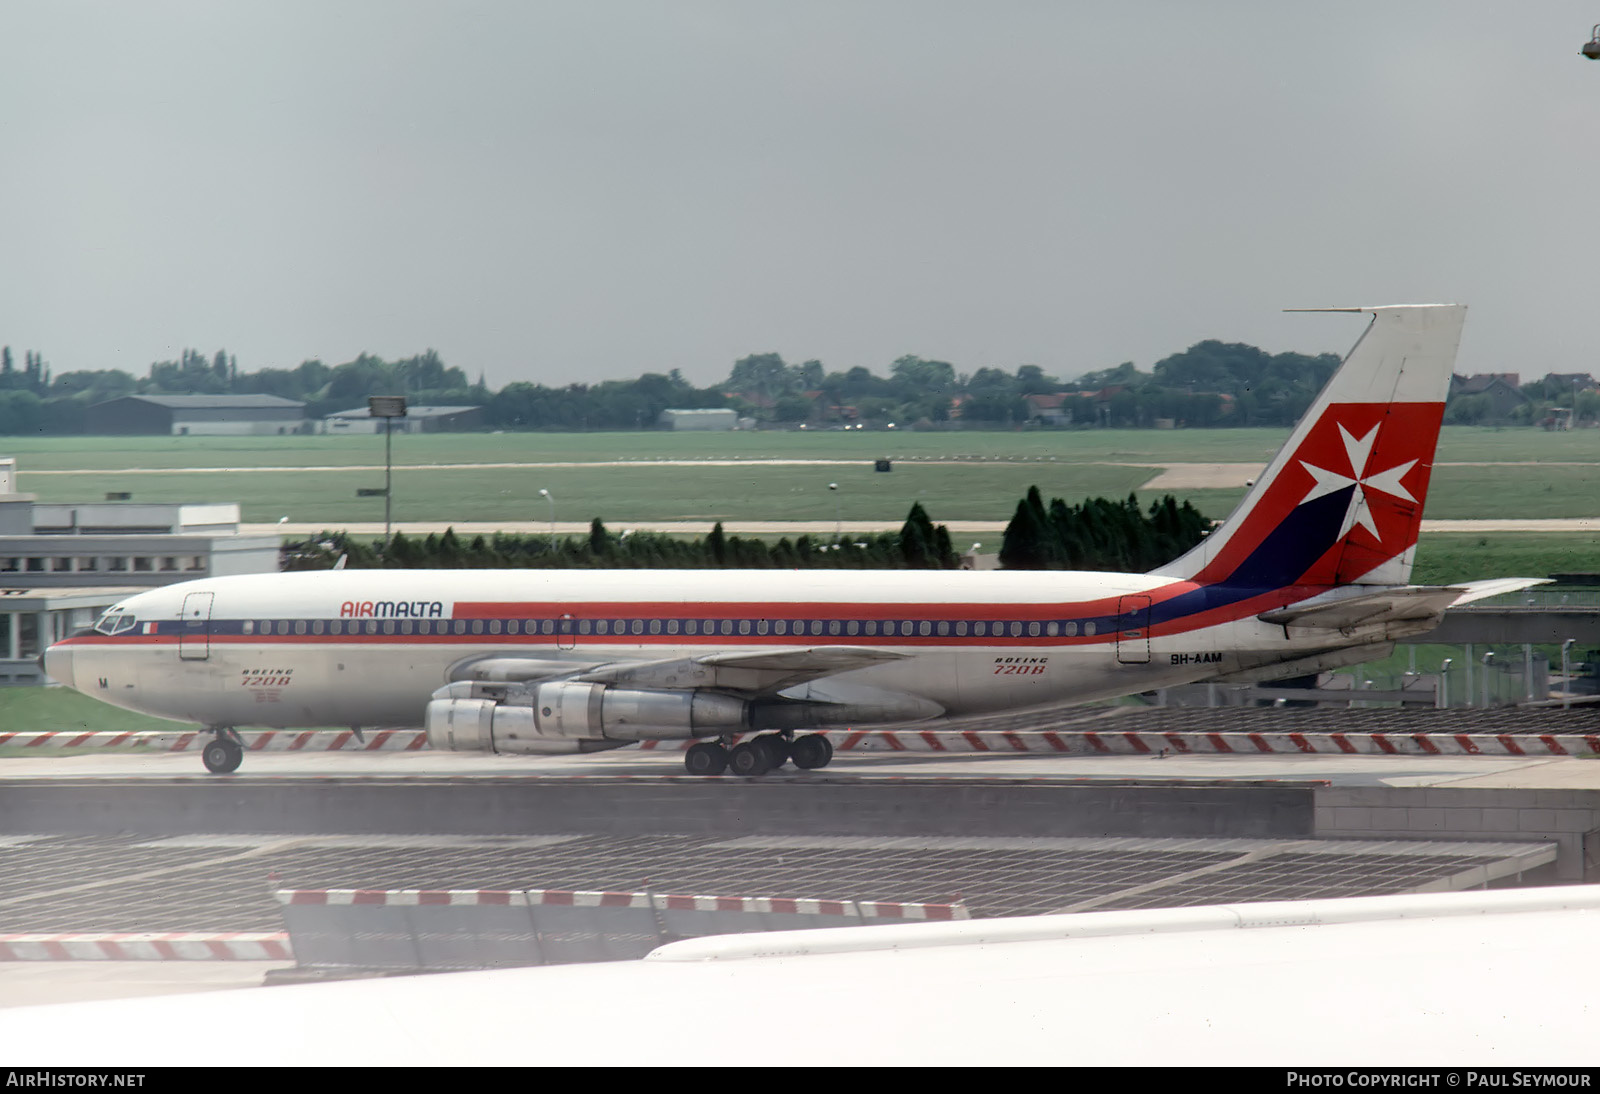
[0,729,428,752]
[0,932,292,961]
[641,729,1600,757]
[7,728,1596,759]
[276,888,969,920]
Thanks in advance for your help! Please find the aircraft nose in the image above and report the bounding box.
[42,643,73,689]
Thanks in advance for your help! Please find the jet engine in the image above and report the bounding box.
[425,679,749,755]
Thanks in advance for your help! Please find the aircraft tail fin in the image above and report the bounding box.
[1152,305,1465,589]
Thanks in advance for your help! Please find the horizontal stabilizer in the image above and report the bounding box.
[1259,577,1551,631]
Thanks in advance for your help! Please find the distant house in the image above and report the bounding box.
[86,394,307,436]
[1023,393,1071,425]
[659,408,737,431]
[1449,374,1529,423]
[321,405,485,434]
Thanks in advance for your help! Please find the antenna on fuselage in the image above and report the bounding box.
[332,554,348,570]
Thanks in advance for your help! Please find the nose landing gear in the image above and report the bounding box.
[201,728,244,774]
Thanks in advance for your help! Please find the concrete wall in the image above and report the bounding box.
[0,777,1312,841]
[1316,786,1600,881]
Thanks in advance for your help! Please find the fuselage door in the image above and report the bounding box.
[557,613,576,651]
[178,591,215,661]
[1116,594,1151,665]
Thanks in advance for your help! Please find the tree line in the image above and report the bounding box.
[285,491,1210,574]
[0,332,1361,435]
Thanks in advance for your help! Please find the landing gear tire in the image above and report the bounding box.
[201,735,243,774]
[759,735,789,770]
[684,742,729,777]
[728,740,772,777]
[789,733,833,770]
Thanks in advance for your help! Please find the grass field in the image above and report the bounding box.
[0,685,199,736]
[11,426,1600,524]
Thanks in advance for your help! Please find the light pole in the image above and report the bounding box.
[1482,650,1495,709]
[367,395,407,546]
[1562,639,1576,709]
[1438,658,1452,709]
[538,488,555,552]
[828,482,840,538]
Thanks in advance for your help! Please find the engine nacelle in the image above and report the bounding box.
[425,682,749,755]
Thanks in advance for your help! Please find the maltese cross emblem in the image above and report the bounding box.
[1298,423,1417,543]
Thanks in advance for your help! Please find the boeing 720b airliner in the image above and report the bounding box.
[43,305,1537,775]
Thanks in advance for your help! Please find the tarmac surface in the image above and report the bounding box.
[2,707,1596,1010]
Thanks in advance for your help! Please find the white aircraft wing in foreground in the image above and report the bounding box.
[2,886,1596,1066]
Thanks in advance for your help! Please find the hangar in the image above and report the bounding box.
[86,394,308,436]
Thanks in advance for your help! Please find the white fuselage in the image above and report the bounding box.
[48,568,1358,732]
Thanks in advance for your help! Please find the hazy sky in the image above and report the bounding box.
[3,2,1598,388]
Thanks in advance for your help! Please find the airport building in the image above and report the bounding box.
[85,394,308,436]
[321,405,486,433]
[659,408,737,430]
[0,459,279,685]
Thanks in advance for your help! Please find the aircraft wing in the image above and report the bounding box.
[571,645,910,696]
[1258,577,1550,631]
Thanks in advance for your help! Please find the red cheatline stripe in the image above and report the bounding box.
[1331,733,1358,754]
[919,731,946,751]
[1248,733,1274,753]
[1539,735,1568,756]
[1498,734,1526,756]
[1371,734,1398,755]
[1205,733,1231,753]
[1413,735,1441,755]
[961,731,990,751]
[1457,735,1480,755]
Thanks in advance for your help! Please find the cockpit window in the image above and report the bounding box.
[93,610,138,636]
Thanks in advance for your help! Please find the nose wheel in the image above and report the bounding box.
[201,728,244,774]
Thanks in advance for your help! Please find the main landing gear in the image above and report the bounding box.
[683,733,834,777]
[201,728,244,774]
